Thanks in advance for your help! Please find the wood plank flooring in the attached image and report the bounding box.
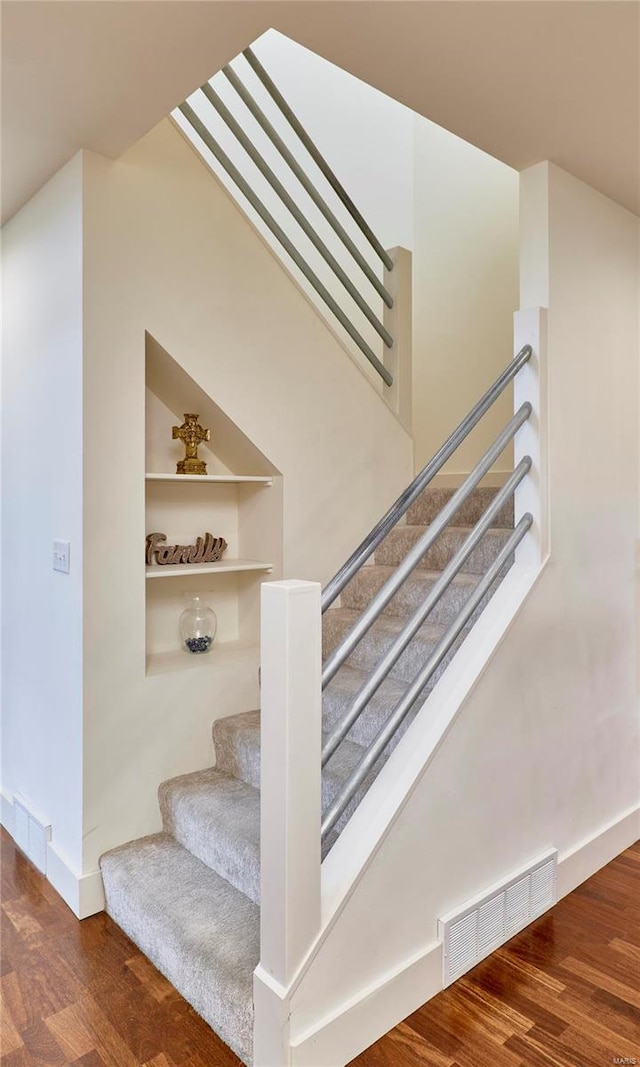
[1,828,638,1066]
[350,839,640,1067]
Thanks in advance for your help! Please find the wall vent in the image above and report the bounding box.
[13,794,51,875]
[438,849,557,986]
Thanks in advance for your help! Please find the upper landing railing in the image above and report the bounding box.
[176,47,396,388]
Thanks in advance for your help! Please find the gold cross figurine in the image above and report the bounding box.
[172,413,211,475]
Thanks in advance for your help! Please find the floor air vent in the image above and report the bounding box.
[438,849,557,986]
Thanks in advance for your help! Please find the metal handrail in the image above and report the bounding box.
[321,344,533,612]
[321,458,531,767]
[222,64,394,310]
[320,513,533,840]
[322,402,532,688]
[243,47,394,272]
[179,101,394,388]
[201,83,393,350]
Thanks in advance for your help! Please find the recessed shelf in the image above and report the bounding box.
[146,559,273,580]
[146,639,260,677]
[145,473,273,485]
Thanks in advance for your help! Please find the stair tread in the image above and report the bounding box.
[100,832,257,1065]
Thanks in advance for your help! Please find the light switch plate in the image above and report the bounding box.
[53,540,70,573]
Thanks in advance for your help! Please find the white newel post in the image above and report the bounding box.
[259,579,322,986]
[383,246,412,433]
[513,307,549,568]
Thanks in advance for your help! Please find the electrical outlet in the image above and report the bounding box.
[53,540,70,573]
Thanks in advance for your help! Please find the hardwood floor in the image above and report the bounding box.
[1,828,638,1066]
[350,839,640,1067]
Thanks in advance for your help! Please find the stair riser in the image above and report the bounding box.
[159,774,261,906]
[376,526,513,574]
[214,713,261,791]
[406,486,514,528]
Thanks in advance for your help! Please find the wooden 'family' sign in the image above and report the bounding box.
[146,532,228,566]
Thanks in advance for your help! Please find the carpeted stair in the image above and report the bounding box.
[100,484,514,1065]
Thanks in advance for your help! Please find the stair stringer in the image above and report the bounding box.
[254,557,546,1067]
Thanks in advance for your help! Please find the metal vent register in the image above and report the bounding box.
[438,850,557,986]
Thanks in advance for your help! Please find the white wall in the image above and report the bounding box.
[175,29,520,477]
[80,119,412,875]
[253,31,415,253]
[173,30,416,393]
[412,117,520,475]
[1,155,84,874]
[286,162,640,1049]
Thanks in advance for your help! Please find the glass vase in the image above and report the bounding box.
[179,594,217,654]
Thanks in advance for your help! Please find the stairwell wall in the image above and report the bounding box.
[180,28,520,479]
[80,119,412,880]
[412,119,520,477]
[253,31,521,479]
[1,155,84,877]
[282,162,640,1062]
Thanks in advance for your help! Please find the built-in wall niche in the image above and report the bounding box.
[145,333,283,675]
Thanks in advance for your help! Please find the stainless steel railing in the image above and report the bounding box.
[243,48,394,272]
[321,513,532,840]
[321,458,531,767]
[322,402,531,689]
[321,344,532,611]
[177,50,395,387]
[320,345,534,838]
[222,64,393,308]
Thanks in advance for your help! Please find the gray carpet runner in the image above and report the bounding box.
[100,484,514,1065]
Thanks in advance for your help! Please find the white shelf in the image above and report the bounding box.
[145,558,273,580]
[146,639,260,677]
[146,473,272,485]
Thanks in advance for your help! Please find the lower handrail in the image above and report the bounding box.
[322,402,532,688]
[320,513,533,840]
[321,458,531,767]
[321,344,532,612]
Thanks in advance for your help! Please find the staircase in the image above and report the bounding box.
[100,483,516,1066]
[100,46,541,1067]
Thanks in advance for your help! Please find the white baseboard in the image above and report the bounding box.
[47,841,105,919]
[0,789,104,919]
[282,804,639,1067]
[1,787,15,835]
[557,802,640,900]
[290,941,442,1067]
